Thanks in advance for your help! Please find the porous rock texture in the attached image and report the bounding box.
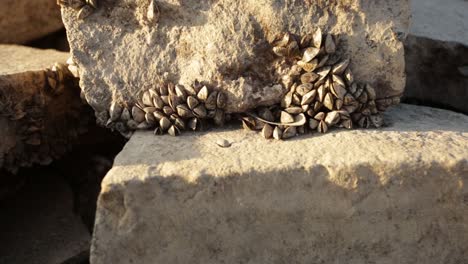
[404,0,468,114]
[61,0,410,125]
[0,45,90,173]
[92,104,468,264]
[0,0,64,44]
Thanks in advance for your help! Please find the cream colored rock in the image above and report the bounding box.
[92,104,468,264]
[0,45,88,173]
[0,0,63,44]
[61,0,410,125]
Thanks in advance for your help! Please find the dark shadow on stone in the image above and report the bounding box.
[404,35,468,115]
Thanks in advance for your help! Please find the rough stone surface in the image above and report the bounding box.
[403,0,468,114]
[61,0,410,123]
[92,104,468,264]
[0,173,90,264]
[0,45,91,173]
[0,0,64,44]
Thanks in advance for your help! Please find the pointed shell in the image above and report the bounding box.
[324,111,340,126]
[132,106,145,123]
[318,120,328,133]
[197,86,209,102]
[193,104,207,118]
[296,83,313,96]
[77,5,93,19]
[280,111,295,124]
[273,46,288,57]
[312,28,322,48]
[168,125,180,136]
[142,91,153,106]
[297,59,318,73]
[145,112,157,126]
[281,91,294,108]
[187,118,199,131]
[187,96,200,110]
[273,126,283,140]
[331,83,347,100]
[317,66,331,79]
[159,117,171,131]
[314,112,325,120]
[176,104,193,118]
[109,102,123,121]
[261,124,274,139]
[332,59,350,75]
[87,0,98,8]
[285,107,303,115]
[323,93,335,110]
[282,127,297,139]
[309,119,319,130]
[301,90,317,105]
[300,72,319,84]
[302,47,320,63]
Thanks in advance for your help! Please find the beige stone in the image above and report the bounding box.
[0,0,64,44]
[0,45,89,172]
[61,0,410,125]
[91,104,468,264]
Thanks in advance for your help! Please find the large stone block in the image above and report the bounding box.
[61,0,410,124]
[91,104,468,264]
[0,0,64,44]
[0,45,90,173]
[404,0,468,114]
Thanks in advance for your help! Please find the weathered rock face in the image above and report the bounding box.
[404,0,468,114]
[0,0,64,44]
[0,45,91,173]
[61,0,410,125]
[91,104,468,264]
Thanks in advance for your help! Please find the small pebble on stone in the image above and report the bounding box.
[216,139,232,148]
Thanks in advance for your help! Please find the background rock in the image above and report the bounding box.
[61,0,410,124]
[0,45,91,173]
[91,104,468,264]
[403,0,468,114]
[0,0,64,44]
[0,173,90,264]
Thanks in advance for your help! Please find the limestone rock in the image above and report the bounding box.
[0,45,90,173]
[0,0,64,44]
[91,104,468,264]
[61,0,410,125]
[404,0,468,114]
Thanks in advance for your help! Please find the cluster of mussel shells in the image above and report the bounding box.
[45,62,75,96]
[106,82,228,137]
[241,29,386,140]
[57,0,98,19]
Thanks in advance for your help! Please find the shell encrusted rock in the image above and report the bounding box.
[105,29,393,140]
[60,0,410,121]
[241,30,388,140]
